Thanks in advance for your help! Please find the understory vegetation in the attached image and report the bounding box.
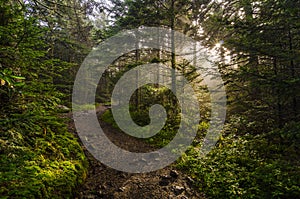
[0,113,87,198]
[0,0,90,198]
[178,122,300,198]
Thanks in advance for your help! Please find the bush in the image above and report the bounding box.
[0,82,88,198]
[177,122,300,198]
[0,111,88,198]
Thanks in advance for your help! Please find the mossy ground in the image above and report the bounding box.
[0,114,88,199]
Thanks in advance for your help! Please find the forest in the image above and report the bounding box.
[0,0,299,198]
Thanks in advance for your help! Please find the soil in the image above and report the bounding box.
[65,105,205,199]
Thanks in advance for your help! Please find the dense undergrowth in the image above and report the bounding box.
[0,1,88,197]
[178,121,300,198]
[0,96,88,198]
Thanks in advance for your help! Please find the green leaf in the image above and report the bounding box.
[10,75,26,80]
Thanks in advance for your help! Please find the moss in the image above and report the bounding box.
[0,115,88,199]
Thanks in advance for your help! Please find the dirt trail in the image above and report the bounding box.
[66,106,205,199]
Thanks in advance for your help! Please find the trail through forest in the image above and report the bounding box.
[65,105,204,199]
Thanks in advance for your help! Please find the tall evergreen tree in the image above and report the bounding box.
[202,0,300,132]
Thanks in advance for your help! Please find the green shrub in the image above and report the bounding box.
[100,106,181,147]
[0,83,88,198]
[0,113,88,198]
[177,122,300,198]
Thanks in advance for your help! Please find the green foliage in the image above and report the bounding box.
[0,1,88,198]
[101,106,180,147]
[177,122,300,198]
[0,100,88,198]
[100,81,183,147]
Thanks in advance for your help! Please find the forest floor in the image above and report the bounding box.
[64,105,205,199]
